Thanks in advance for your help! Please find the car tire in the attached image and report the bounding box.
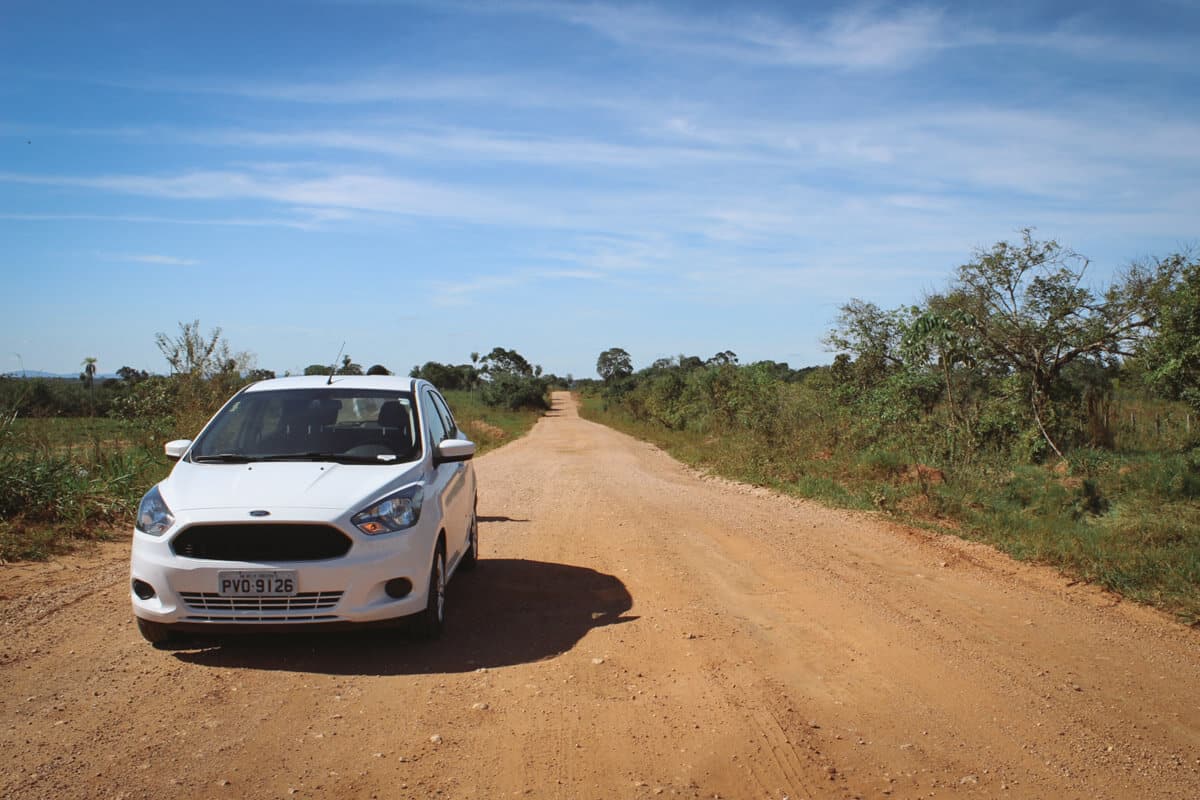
[136,617,173,647]
[414,546,446,640]
[459,508,479,572]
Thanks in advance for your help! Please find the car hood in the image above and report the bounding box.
[162,460,421,512]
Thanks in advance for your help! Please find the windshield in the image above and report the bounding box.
[190,389,419,464]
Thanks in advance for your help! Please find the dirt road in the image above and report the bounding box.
[2,392,1198,799]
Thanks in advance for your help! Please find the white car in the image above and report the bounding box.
[129,375,478,646]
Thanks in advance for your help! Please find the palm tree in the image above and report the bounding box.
[81,356,97,414]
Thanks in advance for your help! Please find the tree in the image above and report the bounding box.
[596,348,633,383]
[155,320,248,379]
[411,361,476,390]
[304,364,334,376]
[706,350,739,367]
[480,347,533,377]
[245,368,276,382]
[475,347,546,410]
[116,366,149,384]
[933,229,1176,457]
[1141,252,1200,412]
[336,355,363,375]
[825,300,909,372]
[367,364,391,375]
[80,356,97,414]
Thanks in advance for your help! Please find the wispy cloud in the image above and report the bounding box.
[0,170,577,228]
[192,125,746,169]
[435,1,1198,71]
[427,266,607,307]
[102,252,199,266]
[0,211,321,229]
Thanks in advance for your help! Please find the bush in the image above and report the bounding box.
[479,374,548,411]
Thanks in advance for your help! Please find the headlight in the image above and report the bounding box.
[352,484,423,535]
[136,485,175,536]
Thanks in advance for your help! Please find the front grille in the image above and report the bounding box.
[172,524,352,562]
[180,591,343,622]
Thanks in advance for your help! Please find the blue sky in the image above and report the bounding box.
[2,1,1198,379]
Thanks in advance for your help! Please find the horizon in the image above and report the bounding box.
[3,1,1198,378]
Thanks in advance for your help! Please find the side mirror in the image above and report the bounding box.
[164,439,192,462]
[434,438,475,465]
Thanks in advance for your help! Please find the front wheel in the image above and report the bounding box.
[136,617,173,647]
[413,547,446,640]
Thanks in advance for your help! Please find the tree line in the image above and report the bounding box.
[1,322,561,426]
[593,230,1198,466]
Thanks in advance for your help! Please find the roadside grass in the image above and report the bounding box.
[442,389,542,455]
[0,414,170,561]
[579,394,1200,624]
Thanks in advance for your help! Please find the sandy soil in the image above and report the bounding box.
[2,391,1198,799]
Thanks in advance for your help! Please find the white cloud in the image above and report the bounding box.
[103,252,199,266]
[0,211,319,229]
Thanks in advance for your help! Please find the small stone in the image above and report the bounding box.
[591,657,605,665]
[430,734,443,744]
[217,779,231,786]
[960,775,979,785]
[472,702,489,711]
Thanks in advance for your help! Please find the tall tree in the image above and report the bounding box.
[80,356,97,413]
[596,348,633,383]
[933,229,1176,456]
[1140,252,1200,412]
[481,347,533,377]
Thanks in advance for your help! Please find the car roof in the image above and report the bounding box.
[240,375,421,393]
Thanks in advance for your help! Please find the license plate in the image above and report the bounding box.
[217,571,298,597]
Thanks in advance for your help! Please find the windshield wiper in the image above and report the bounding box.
[192,453,259,463]
[258,452,384,464]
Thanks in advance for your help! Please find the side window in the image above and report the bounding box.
[422,390,448,445]
[431,391,457,438]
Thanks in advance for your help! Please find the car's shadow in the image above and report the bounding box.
[169,558,636,675]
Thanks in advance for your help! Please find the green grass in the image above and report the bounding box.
[579,393,1200,624]
[442,389,542,455]
[11,416,167,451]
[0,415,171,561]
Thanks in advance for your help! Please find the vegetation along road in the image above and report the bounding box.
[2,392,1198,799]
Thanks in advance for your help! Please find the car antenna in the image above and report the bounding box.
[326,342,345,385]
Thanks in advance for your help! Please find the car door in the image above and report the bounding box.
[430,388,474,531]
[420,388,471,566]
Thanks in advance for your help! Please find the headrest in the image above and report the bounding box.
[378,400,407,430]
[301,397,341,426]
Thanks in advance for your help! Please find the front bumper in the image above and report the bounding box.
[130,512,436,627]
